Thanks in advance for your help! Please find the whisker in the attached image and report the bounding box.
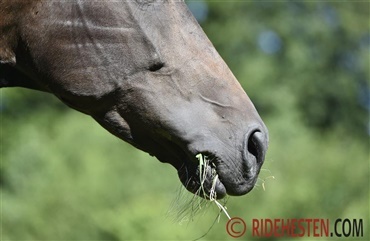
[255,175,275,191]
[168,154,231,224]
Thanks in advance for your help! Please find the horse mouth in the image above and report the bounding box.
[177,153,228,200]
[176,131,267,199]
[142,127,267,199]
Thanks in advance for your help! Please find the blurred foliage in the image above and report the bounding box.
[1,1,369,240]
[202,1,369,140]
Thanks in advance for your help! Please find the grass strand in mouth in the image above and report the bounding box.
[167,154,230,224]
[196,153,231,220]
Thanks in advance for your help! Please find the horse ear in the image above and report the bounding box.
[0,46,16,65]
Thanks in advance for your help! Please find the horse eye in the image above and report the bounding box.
[148,62,165,72]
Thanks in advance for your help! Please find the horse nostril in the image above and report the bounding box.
[245,130,268,166]
[244,130,267,167]
[248,133,259,160]
[148,62,165,72]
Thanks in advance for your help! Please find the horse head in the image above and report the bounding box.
[0,0,268,199]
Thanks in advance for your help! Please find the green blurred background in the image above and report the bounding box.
[1,1,369,240]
